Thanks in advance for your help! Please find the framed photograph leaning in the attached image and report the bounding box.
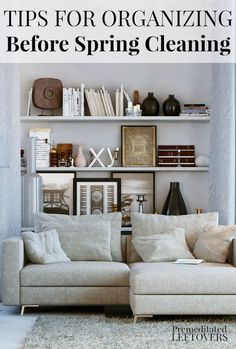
[111,171,155,226]
[74,178,121,215]
[37,171,76,215]
[121,126,157,167]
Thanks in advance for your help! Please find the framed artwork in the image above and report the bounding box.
[37,171,76,215]
[74,178,121,215]
[121,126,157,167]
[111,172,155,226]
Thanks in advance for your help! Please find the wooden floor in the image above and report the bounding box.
[0,304,37,349]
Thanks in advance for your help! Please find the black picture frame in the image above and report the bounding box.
[111,171,155,227]
[121,125,157,167]
[73,178,121,216]
[37,170,76,215]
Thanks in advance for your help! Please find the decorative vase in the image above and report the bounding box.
[142,92,159,116]
[195,155,209,167]
[162,182,187,215]
[75,144,87,167]
[163,94,181,116]
[22,137,43,227]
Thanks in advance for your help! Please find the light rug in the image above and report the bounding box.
[22,314,236,349]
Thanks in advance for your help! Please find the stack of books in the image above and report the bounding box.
[63,84,85,117]
[85,86,115,116]
[180,104,209,116]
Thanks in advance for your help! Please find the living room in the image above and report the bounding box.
[0,1,236,349]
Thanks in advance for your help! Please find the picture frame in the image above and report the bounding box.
[74,178,121,215]
[121,125,157,167]
[37,171,76,215]
[111,171,155,227]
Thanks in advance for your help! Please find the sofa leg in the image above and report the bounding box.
[21,305,39,316]
[134,315,153,324]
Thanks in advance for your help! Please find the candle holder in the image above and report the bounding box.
[136,194,147,214]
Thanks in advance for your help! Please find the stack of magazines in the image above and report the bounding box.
[180,104,210,116]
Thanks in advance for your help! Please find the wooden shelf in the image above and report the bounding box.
[21,166,209,172]
[20,115,210,122]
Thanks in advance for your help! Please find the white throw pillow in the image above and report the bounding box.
[22,230,70,264]
[193,225,236,263]
[130,212,219,262]
[41,221,112,261]
[132,228,194,262]
[34,212,122,261]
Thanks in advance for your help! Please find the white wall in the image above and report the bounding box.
[20,63,211,213]
[0,64,21,299]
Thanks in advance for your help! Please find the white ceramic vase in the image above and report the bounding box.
[75,144,87,167]
[195,155,209,167]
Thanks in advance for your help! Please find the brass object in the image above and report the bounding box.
[195,208,203,214]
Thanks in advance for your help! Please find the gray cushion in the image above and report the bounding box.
[130,262,236,295]
[132,228,194,262]
[130,212,219,262]
[193,225,236,263]
[21,261,130,287]
[22,230,70,264]
[42,221,112,261]
[34,212,122,262]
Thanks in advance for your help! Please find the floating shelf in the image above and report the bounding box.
[21,166,209,173]
[20,115,210,122]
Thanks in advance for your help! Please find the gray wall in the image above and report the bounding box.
[0,64,21,299]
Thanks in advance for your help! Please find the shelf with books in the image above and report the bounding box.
[20,115,210,122]
[21,166,209,172]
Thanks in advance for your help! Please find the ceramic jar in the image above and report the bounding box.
[142,92,160,116]
[163,95,181,116]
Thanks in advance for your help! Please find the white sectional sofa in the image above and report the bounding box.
[3,211,236,320]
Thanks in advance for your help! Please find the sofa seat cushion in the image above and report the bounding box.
[130,262,236,295]
[21,262,130,287]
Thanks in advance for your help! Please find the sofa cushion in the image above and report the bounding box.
[35,212,122,262]
[21,261,130,287]
[130,262,236,295]
[42,221,112,261]
[193,225,236,263]
[130,212,219,262]
[132,228,194,262]
[22,230,70,264]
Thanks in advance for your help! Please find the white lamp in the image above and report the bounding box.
[0,137,8,168]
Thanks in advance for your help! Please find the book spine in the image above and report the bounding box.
[80,83,85,117]
[120,84,124,116]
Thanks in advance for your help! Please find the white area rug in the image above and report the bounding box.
[22,314,236,349]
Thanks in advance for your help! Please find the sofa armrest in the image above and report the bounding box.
[2,237,25,305]
[228,238,236,267]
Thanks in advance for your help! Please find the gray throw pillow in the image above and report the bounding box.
[41,221,112,261]
[130,212,219,262]
[193,225,236,263]
[22,230,70,264]
[34,212,122,261]
[132,228,194,262]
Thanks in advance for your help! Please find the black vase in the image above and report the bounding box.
[163,94,180,116]
[142,92,159,116]
[162,182,187,215]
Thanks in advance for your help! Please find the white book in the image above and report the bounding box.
[102,86,111,116]
[107,91,115,116]
[97,91,105,116]
[100,90,109,116]
[80,83,85,117]
[174,259,204,265]
[85,89,93,116]
[27,88,33,117]
[63,88,69,117]
[124,90,132,103]
[115,90,120,116]
[91,89,99,116]
[68,88,73,116]
[120,84,124,116]
[98,90,106,116]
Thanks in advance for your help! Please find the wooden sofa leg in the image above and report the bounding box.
[134,315,153,323]
[21,305,39,316]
